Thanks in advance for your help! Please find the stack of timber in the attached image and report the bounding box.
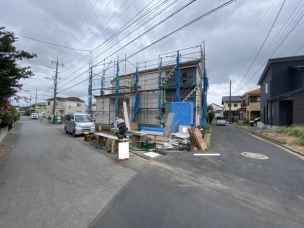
[188,128,207,151]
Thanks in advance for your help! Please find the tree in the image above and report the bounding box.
[0,27,37,123]
[207,105,215,124]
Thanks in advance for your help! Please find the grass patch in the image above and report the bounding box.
[275,126,304,137]
[294,135,304,146]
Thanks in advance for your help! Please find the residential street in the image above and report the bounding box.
[90,124,304,228]
[1,119,304,228]
[0,117,136,228]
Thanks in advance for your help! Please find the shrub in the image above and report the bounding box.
[242,118,249,125]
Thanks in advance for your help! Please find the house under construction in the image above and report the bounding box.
[94,45,206,130]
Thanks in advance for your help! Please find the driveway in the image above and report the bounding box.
[91,124,304,228]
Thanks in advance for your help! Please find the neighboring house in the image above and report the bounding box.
[238,88,261,121]
[29,102,46,114]
[210,103,223,118]
[46,97,85,116]
[221,96,242,121]
[257,55,304,126]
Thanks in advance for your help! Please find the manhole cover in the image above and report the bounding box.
[241,152,268,160]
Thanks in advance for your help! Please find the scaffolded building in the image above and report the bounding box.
[94,45,206,130]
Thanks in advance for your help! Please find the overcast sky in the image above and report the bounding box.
[1,0,304,107]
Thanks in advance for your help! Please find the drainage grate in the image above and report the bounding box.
[241,152,268,160]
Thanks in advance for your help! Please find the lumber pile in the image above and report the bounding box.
[188,128,207,150]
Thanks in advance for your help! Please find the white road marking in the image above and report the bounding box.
[194,153,220,156]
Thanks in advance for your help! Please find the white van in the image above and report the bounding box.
[64,112,95,137]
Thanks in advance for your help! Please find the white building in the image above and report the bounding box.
[210,103,223,118]
[46,97,85,116]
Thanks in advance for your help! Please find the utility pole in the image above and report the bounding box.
[51,58,64,116]
[229,80,231,122]
[35,87,37,113]
[88,62,93,114]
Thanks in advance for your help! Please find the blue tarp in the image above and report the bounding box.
[140,127,164,132]
[171,102,194,132]
[201,66,209,127]
[115,62,119,117]
[132,67,140,122]
[175,51,181,102]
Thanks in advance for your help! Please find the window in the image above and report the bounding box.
[265,83,268,94]
[47,101,51,105]
[234,104,238,107]
[228,104,231,107]
[257,97,261,102]
[77,103,82,107]
[66,115,70,121]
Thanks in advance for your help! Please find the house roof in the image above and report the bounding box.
[257,55,304,85]
[222,96,242,104]
[211,103,223,109]
[241,88,261,98]
[110,59,201,83]
[47,97,85,103]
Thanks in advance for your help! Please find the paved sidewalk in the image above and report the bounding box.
[0,124,20,166]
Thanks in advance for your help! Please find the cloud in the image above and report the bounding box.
[1,0,304,107]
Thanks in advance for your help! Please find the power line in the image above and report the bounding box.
[211,0,279,78]
[57,0,99,58]
[232,0,286,94]
[58,0,237,93]
[15,33,90,52]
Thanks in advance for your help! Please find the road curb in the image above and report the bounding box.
[240,128,304,157]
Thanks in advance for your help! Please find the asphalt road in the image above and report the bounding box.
[0,117,136,228]
[91,124,304,228]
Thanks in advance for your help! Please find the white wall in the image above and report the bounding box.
[0,126,8,143]
[95,97,110,124]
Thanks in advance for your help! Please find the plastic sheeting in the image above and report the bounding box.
[201,66,209,127]
[175,51,181,102]
[132,67,140,122]
[115,62,120,117]
[171,102,194,132]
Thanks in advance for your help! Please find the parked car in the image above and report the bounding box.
[249,117,260,127]
[64,112,95,137]
[216,116,226,126]
[30,113,38,119]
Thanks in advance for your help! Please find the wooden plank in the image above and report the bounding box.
[192,129,207,150]
[187,129,197,147]
[130,122,139,130]
[147,135,170,142]
[123,101,131,130]
[94,133,129,141]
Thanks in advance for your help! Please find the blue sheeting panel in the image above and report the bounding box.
[140,127,165,132]
[171,102,194,132]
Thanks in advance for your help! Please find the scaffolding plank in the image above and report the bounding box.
[123,101,131,130]
[164,113,175,137]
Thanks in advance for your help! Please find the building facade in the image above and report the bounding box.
[221,96,242,121]
[46,97,85,116]
[238,88,261,121]
[94,59,204,129]
[257,55,304,126]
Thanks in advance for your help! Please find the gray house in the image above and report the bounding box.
[257,55,304,126]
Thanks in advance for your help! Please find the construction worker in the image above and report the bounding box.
[114,116,127,138]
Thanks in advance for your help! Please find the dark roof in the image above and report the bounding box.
[222,96,242,104]
[47,97,85,103]
[257,55,304,85]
